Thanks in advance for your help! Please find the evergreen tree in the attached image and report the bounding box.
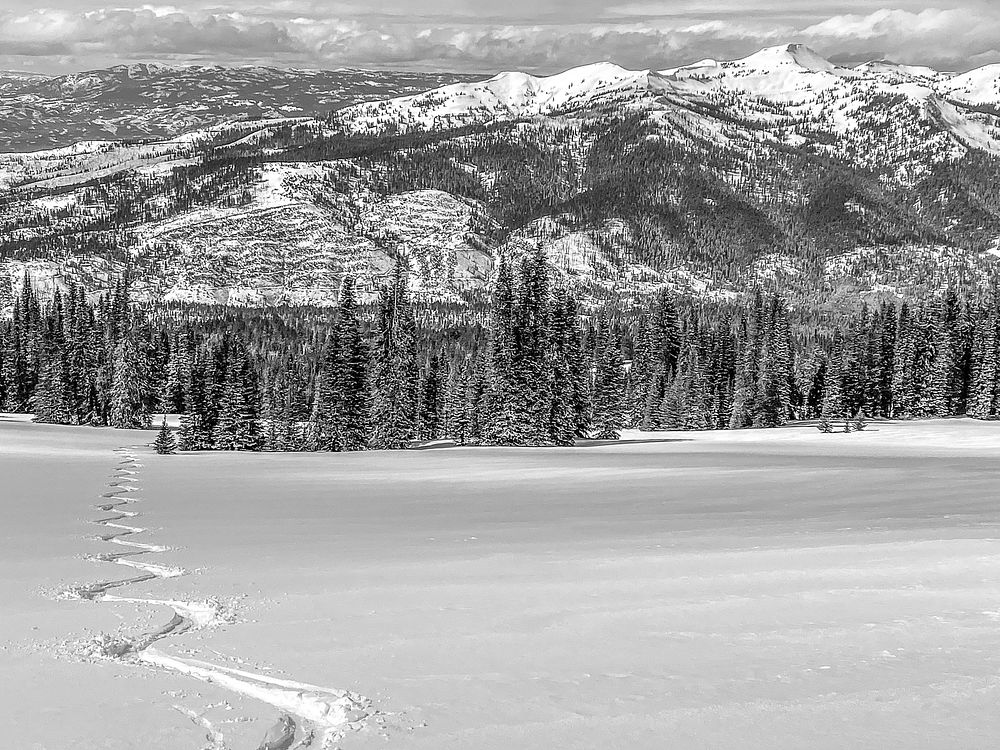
[591,331,626,440]
[853,409,868,431]
[806,354,827,419]
[923,302,954,417]
[31,319,70,424]
[312,328,344,451]
[108,333,151,430]
[657,377,685,430]
[444,358,471,444]
[332,276,369,451]
[212,340,260,451]
[369,261,419,450]
[679,334,710,430]
[153,418,177,454]
[547,287,585,445]
[891,302,918,417]
[628,315,655,428]
[969,295,1000,419]
[516,243,554,444]
[482,256,524,445]
[418,353,444,441]
[160,329,190,414]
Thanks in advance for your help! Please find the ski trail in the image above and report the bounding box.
[59,445,377,748]
[173,705,231,750]
[139,650,372,746]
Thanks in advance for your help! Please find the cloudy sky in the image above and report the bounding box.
[2,1,999,75]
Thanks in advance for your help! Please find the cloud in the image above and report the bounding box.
[800,7,1000,68]
[0,8,299,59]
[803,8,963,39]
[2,4,1000,74]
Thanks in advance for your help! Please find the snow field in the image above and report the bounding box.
[3,415,1000,748]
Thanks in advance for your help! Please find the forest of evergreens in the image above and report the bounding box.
[3,247,999,450]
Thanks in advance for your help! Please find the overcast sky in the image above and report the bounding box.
[2,1,999,75]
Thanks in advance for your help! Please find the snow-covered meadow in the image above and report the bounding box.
[4,414,1000,748]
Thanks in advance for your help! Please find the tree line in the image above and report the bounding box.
[3,262,1000,451]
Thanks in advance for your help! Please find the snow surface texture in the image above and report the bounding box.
[2,420,374,749]
[5,414,1000,748]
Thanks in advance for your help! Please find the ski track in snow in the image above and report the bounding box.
[58,446,376,749]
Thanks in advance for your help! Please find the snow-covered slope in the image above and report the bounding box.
[10,416,1000,749]
[940,64,1000,106]
[336,44,1000,164]
[662,43,852,94]
[337,62,656,132]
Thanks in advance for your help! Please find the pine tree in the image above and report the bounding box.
[969,294,999,419]
[853,409,868,431]
[482,256,524,445]
[923,302,954,417]
[443,358,470,444]
[516,243,554,445]
[876,302,897,417]
[160,329,190,414]
[628,315,655,428]
[547,287,583,446]
[213,341,260,451]
[31,319,70,424]
[369,262,419,450]
[178,411,199,451]
[656,375,685,430]
[180,350,213,450]
[108,333,151,430]
[418,353,443,441]
[679,334,710,430]
[465,356,489,445]
[562,291,591,439]
[891,301,918,417]
[806,354,827,419]
[312,328,344,451]
[153,418,177,454]
[591,331,626,440]
[819,342,844,431]
[332,276,369,451]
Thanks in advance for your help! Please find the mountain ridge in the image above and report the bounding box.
[0,65,480,152]
[4,44,1000,312]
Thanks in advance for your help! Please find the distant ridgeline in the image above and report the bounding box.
[2,256,997,449]
[3,46,1000,309]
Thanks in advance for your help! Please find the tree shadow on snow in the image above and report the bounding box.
[410,438,694,450]
[575,438,695,448]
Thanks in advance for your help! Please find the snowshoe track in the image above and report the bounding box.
[58,446,376,749]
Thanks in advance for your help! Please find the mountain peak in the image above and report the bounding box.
[487,62,640,87]
[854,59,941,81]
[737,44,836,72]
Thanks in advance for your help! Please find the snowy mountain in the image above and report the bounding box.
[335,44,1000,156]
[0,64,478,152]
[940,65,1000,108]
[5,45,1000,309]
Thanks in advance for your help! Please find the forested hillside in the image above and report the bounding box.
[3,45,1000,311]
[5,256,998,449]
[0,65,479,151]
